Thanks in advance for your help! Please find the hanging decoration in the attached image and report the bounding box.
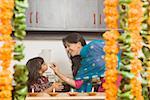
[103,0,119,30]
[118,0,145,99]
[128,0,144,99]
[140,0,150,99]
[103,30,120,100]
[103,0,120,100]
[0,0,15,100]
[12,0,29,100]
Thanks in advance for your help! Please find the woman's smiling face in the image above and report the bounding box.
[65,42,82,57]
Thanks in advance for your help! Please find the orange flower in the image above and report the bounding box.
[127,0,144,99]
[0,0,14,99]
[0,0,14,10]
[104,0,118,7]
[0,90,12,98]
[0,70,11,77]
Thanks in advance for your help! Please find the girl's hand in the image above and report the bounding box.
[52,83,64,91]
[49,63,60,74]
[44,82,64,93]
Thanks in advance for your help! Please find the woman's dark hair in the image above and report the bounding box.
[26,57,44,84]
[62,33,86,48]
[71,55,82,77]
[62,33,86,77]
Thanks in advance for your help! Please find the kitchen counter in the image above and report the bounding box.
[26,92,105,100]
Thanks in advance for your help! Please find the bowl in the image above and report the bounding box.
[48,92,58,96]
[88,92,97,96]
[28,93,38,96]
[68,92,78,96]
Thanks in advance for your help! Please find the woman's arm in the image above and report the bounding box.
[50,64,76,88]
[56,71,76,87]
[56,72,83,89]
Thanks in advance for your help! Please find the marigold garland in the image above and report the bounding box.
[103,0,119,29]
[103,30,120,100]
[0,0,15,100]
[128,0,144,99]
[103,0,120,100]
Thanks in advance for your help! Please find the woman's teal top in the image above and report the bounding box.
[75,39,121,92]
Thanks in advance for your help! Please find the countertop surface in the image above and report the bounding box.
[26,92,105,100]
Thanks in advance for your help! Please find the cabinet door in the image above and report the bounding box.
[98,0,105,29]
[66,0,99,30]
[36,0,65,29]
[26,0,37,29]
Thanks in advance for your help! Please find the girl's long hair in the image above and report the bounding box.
[62,33,86,77]
[26,57,44,84]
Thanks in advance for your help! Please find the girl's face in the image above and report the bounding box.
[39,63,48,73]
[65,42,82,57]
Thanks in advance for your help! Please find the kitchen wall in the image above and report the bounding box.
[23,40,73,77]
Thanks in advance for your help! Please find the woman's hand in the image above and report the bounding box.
[49,63,76,88]
[52,83,64,91]
[49,63,60,75]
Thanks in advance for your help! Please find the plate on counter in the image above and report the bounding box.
[48,92,58,96]
[67,92,78,96]
[28,93,38,96]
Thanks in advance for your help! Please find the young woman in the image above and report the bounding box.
[50,33,122,92]
[26,57,63,93]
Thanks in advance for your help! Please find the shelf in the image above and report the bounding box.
[26,27,123,32]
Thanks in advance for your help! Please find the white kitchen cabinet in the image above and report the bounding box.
[98,0,105,29]
[66,0,100,31]
[26,0,66,30]
[26,0,107,31]
[26,0,37,29]
[36,0,65,29]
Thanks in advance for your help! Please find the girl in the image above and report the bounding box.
[51,33,122,92]
[26,57,63,93]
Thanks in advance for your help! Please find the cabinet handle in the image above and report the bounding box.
[36,11,38,24]
[100,14,101,25]
[29,12,33,24]
[93,13,96,25]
